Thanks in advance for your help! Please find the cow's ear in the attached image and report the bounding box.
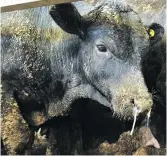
[147,23,164,45]
[49,3,86,38]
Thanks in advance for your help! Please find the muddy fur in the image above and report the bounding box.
[111,71,152,119]
[1,8,69,42]
[84,1,148,38]
[1,95,31,155]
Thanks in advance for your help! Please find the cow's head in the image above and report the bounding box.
[49,2,164,119]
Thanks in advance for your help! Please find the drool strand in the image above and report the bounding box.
[130,106,140,135]
[146,108,152,127]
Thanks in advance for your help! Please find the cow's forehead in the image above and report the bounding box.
[85,3,149,39]
[86,26,148,43]
[86,26,128,39]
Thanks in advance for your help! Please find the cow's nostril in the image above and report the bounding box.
[130,98,135,104]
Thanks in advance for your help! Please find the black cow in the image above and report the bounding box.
[142,24,166,146]
[1,1,165,154]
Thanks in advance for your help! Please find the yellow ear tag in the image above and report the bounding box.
[149,29,155,38]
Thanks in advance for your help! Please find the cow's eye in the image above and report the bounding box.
[97,44,107,52]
